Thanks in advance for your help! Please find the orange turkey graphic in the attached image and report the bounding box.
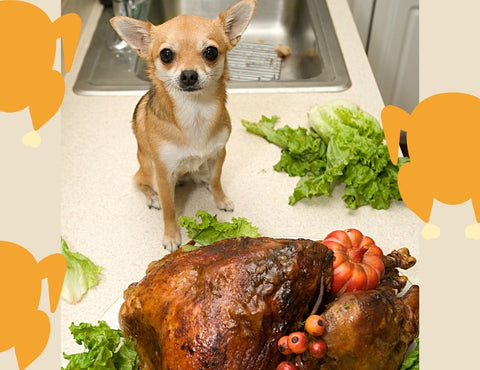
[0,0,81,147]
[0,241,66,369]
[382,92,480,239]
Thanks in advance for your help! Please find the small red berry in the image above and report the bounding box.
[276,361,298,370]
[287,331,308,354]
[305,314,326,337]
[308,339,327,359]
[277,335,292,355]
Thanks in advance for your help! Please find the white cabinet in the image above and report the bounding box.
[347,0,375,49]
[348,0,419,114]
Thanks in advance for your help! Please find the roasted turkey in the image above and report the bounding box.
[318,284,419,370]
[118,237,419,370]
[119,237,334,370]
[280,247,419,370]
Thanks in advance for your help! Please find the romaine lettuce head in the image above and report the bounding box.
[302,100,404,209]
[308,100,384,144]
[242,102,406,210]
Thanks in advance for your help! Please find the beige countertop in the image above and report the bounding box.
[60,0,422,360]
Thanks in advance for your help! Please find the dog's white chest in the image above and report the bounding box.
[160,129,229,177]
[176,98,218,141]
[159,97,229,177]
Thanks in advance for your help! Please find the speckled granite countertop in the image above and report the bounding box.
[60,0,421,360]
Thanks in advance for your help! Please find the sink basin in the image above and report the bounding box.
[73,0,351,95]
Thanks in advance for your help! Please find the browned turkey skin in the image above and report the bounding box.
[119,237,334,370]
[318,284,419,370]
[279,247,419,370]
[119,237,418,370]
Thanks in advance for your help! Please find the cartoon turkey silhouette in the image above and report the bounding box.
[0,241,66,369]
[382,92,480,239]
[0,1,81,147]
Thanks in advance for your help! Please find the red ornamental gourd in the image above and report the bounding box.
[322,229,385,294]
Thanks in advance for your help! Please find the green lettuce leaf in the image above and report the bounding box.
[242,115,327,178]
[400,338,419,370]
[308,99,385,144]
[242,101,408,209]
[62,321,138,370]
[61,238,103,304]
[178,210,260,248]
[114,337,139,370]
[308,102,408,209]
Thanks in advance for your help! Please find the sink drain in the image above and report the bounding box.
[228,42,281,82]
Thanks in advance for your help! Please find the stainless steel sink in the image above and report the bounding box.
[73,0,351,95]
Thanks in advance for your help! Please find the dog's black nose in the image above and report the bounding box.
[180,70,198,88]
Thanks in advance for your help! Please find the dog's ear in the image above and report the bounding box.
[110,16,151,58]
[217,0,257,49]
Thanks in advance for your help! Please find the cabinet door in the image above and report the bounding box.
[367,0,419,113]
[347,0,375,49]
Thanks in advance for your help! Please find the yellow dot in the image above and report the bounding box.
[22,130,41,148]
[421,223,441,240]
[465,223,480,240]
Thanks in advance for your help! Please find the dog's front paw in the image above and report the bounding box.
[162,233,181,252]
[216,197,234,212]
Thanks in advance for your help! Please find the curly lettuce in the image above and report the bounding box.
[307,101,408,209]
[242,101,408,209]
[242,115,327,178]
[178,210,260,250]
[62,321,138,370]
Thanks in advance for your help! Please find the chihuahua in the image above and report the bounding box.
[111,0,257,251]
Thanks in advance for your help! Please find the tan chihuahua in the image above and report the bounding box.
[111,0,256,251]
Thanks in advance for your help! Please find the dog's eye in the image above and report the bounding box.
[203,46,218,62]
[160,48,175,64]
